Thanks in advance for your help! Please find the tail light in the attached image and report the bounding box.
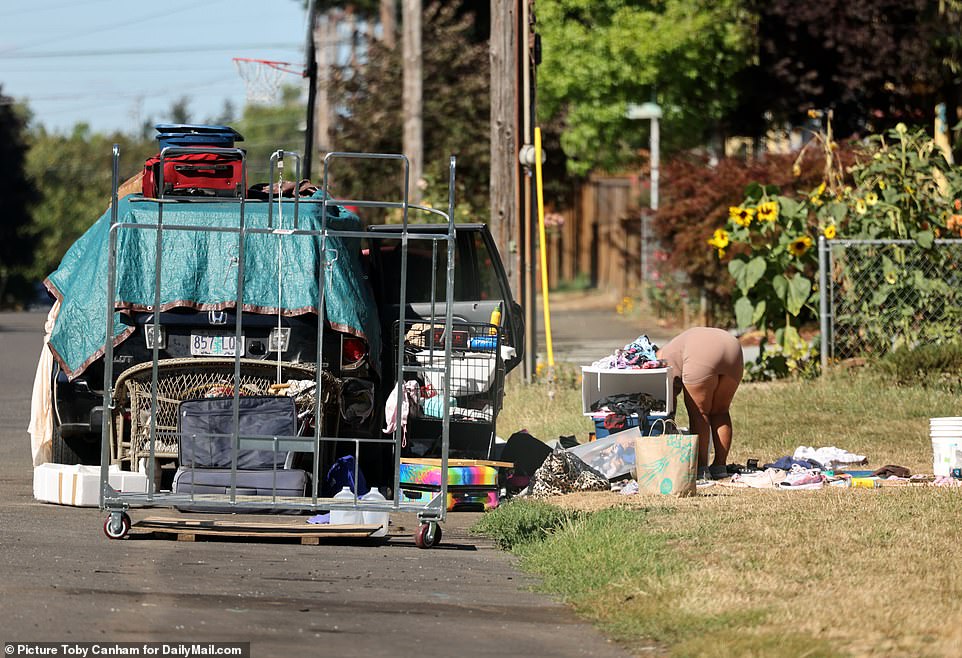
[341,337,368,366]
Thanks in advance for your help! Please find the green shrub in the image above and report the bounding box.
[471,499,583,551]
[877,341,962,390]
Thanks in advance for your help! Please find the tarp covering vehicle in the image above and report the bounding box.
[45,192,381,380]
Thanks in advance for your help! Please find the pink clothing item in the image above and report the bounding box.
[658,327,743,387]
[383,380,421,447]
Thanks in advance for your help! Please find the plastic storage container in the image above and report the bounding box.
[360,489,389,537]
[593,414,671,439]
[593,415,640,439]
[330,486,363,525]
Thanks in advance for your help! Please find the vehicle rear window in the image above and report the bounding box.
[468,230,502,302]
[375,239,466,304]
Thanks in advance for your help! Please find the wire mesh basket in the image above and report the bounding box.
[111,358,339,469]
[395,321,504,424]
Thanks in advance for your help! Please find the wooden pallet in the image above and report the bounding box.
[132,516,384,544]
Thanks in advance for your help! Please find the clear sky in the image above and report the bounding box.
[0,0,310,135]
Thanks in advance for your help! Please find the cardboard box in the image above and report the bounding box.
[33,463,149,507]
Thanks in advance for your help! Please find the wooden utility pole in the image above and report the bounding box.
[313,12,337,157]
[402,0,423,204]
[303,0,318,177]
[380,0,397,49]
[490,0,520,298]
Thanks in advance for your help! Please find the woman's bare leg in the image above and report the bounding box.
[707,374,740,467]
[683,378,717,470]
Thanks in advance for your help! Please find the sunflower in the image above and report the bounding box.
[788,235,813,257]
[708,228,730,248]
[810,183,826,206]
[707,229,729,257]
[729,206,755,227]
[865,192,878,206]
[823,224,837,240]
[855,199,867,215]
[756,201,779,223]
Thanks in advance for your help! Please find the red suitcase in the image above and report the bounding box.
[142,151,245,198]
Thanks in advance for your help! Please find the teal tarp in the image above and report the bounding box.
[46,192,381,379]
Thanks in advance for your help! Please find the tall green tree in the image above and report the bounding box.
[0,88,39,305]
[749,0,962,140]
[235,85,306,184]
[329,1,490,217]
[25,125,154,281]
[537,0,754,176]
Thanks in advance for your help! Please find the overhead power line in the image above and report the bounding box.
[0,43,303,59]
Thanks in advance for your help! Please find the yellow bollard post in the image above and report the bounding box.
[534,127,555,368]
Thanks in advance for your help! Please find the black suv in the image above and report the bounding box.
[51,220,523,471]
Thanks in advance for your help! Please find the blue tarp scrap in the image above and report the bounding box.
[46,191,381,379]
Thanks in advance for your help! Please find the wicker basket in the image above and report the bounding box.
[110,358,339,470]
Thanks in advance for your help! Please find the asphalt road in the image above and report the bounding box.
[0,311,630,657]
[532,292,676,366]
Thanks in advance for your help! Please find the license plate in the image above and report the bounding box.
[190,333,245,357]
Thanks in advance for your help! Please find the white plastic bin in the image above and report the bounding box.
[33,463,149,506]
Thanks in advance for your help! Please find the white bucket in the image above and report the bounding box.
[932,436,961,476]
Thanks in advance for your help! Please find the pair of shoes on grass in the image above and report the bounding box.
[698,465,730,481]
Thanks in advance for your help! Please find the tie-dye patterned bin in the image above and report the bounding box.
[399,461,500,511]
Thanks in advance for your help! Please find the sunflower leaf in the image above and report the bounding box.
[778,324,802,351]
[729,256,766,294]
[772,274,788,303]
[786,274,812,316]
[734,296,754,330]
[828,202,848,223]
[778,197,802,219]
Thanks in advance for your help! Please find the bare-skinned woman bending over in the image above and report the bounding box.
[656,327,743,480]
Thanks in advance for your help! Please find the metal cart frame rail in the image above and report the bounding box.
[98,145,460,548]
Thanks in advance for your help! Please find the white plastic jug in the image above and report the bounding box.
[361,488,390,537]
[330,486,363,525]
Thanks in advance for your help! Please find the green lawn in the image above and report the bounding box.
[481,367,962,657]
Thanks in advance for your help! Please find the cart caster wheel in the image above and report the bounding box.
[104,512,131,540]
[414,522,441,549]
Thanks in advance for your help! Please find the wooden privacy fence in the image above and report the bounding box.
[542,173,648,294]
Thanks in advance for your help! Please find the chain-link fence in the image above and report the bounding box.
[819,238,962,364]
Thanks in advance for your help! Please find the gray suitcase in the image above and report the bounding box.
[174,396,308,505]
[172,467,308,496]
[178,396,297,469]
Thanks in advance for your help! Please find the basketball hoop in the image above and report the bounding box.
[232,57,305,105]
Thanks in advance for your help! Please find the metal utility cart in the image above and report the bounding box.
[98,146,464,549]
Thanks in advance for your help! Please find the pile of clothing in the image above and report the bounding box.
[591,335,664,370]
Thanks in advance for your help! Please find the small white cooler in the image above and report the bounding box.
[33,463,149,507]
